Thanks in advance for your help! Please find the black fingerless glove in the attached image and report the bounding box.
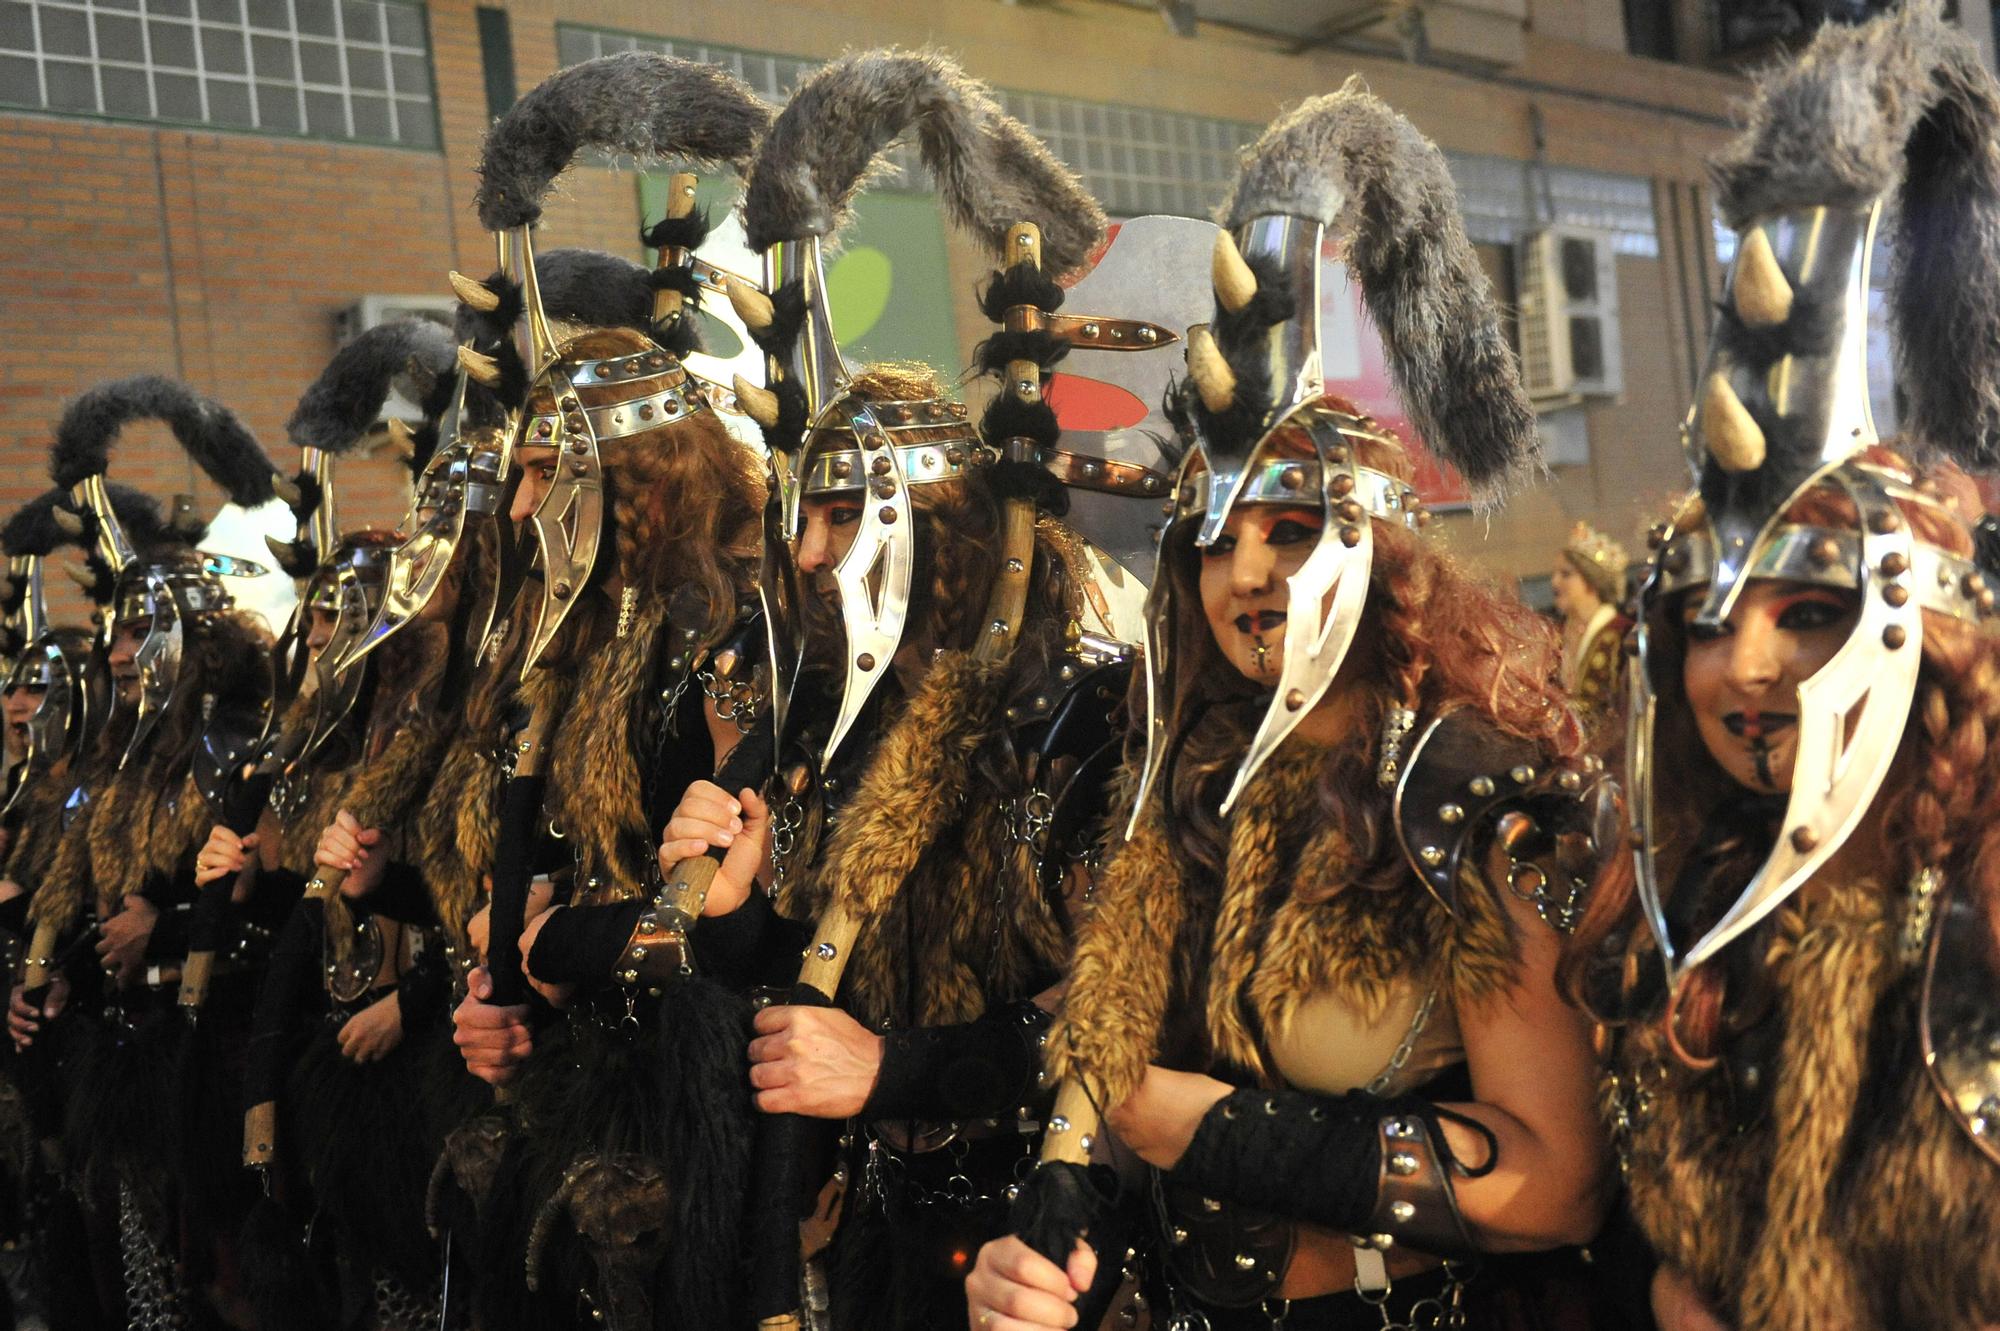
[861,1000,1052,1123]
[522,900,646,987]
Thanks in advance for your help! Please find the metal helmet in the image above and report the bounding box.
[1131,83,1539,830]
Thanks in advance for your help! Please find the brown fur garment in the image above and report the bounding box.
[3,764,74,892]
[777,651,1064,1029]
[1049,741,1521,1107]
[1616,877,2000,1328]
[543,595,666,905]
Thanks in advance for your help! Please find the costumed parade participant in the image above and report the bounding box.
[653,48,1193,1331]
[1553,520,1631,726]
[12,375,289,1329]
[432,50,777,1331]
[970,80,1618,1331]
[188,316,465,1331]
[1563,5,2000,1328]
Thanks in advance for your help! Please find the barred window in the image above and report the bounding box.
[0,0,438,147]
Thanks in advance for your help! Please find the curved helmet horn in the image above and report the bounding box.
[473,51,771,677]
[1629,0,2000,995]
[1131,80,1536,831]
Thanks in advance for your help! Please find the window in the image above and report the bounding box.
[0,0,438,146]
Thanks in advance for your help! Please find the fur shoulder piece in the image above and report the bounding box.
[476,51,769,231]
[743,48,1106,275]
[1212,80,1534,496]
[287,318,457,454]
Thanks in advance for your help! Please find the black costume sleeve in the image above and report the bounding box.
[394,939,451,1032]
[690,890,809,988]
[861,1000,1051,1123]
[524,900,645,987]
[241,865,307,932]
[362,862,439,926]
[144,899,193,961]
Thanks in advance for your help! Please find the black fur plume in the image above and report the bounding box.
[287,318,457,454]
[476,52,770,231]
[454,248,664,410]
[1220,81,1536,497]
[52,374,280,508]
[1,490,77,558]
[742,48,1106,276]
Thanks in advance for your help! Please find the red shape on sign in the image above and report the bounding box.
[1046,372,1149,432]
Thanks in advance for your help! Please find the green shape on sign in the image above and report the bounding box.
[826,246,892,343]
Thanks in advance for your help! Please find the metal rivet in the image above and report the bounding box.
[1420,846,1444,867]
[1469,776,1495,797]
[1331,473,1355,497]
[1340,526,1362,548]
[1439,803,1463,824]
[1280,466,1305,491]
[1285,688,1305,711]
[879,506,897,524]
[552,581,572,599]
[1510,765,1535,784]
[1790,827,1818,853]
[1884,584,1909,607]
[870,455,891,476]
[1390,1201,1416,1223]
[1881,551,1909,577]
[1199,1197,1221,1213]
[815,942,837,960]
[1049,1116,1069,1133]
[856,653,876,671]
[1388,1153,1419,1176]
[1558,770,1582,791]
[1869,509,1902,535]
[1233,1254,1256,1271]
[1005,557,1024,573]
[1883,624,1907,649]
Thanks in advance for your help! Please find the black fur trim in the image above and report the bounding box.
[1709,294,1842,373]
[977,262,1068,322]
[980,393,1061,452]
[973,328,1071,376]
[983,459,1070,515]
[744,279,810,363]
[639,207,714,254]
[1008,1160,1118,1266]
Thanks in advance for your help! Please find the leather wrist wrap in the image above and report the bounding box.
[1171,1087,1495,1260]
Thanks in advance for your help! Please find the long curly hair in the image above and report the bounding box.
[1153,415,1576,886]
[1559,447,2000,1062]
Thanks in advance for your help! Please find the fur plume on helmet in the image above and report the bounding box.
[2,490,79,559]
[742,48,1106,276]
[1211,80,1536,497]
[1705,0,2000,467]
[51,375,280,509]
[287,318,457,455]
[475,51,770,231]
[451,248,676,412]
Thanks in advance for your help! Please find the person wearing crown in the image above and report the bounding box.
[1553,520,1631,724]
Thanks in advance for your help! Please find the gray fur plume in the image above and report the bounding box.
[287,318,457,453]
[51,374,280,508]
[477,52,770,231]
[742,48,1106,275]
[1222,81,1536,496]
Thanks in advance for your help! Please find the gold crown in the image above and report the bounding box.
[1564,521,1629,598]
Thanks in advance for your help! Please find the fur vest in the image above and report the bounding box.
[776,651,1067,1030]
[1047,742,1519,1108]
[1612,878,2000,1329]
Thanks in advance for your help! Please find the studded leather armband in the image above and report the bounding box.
[1171,1087,1497,1260]
[614,909,691,989]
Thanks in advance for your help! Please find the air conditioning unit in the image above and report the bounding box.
[1514,227,1623,400]
[333,293,457,421]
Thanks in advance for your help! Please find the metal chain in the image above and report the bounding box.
[1503,856,1586,934]
[117,1182,190,1331]
[1364,988,1440,1096]
[370,1265,442,1331]
[697,667,761,735]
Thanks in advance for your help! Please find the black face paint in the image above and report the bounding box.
[1749,735,1776,789]
[1250,633,1271,675]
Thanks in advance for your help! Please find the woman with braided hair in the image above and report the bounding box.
[969,82,1616,1331]
[1560,9,2000,1328]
